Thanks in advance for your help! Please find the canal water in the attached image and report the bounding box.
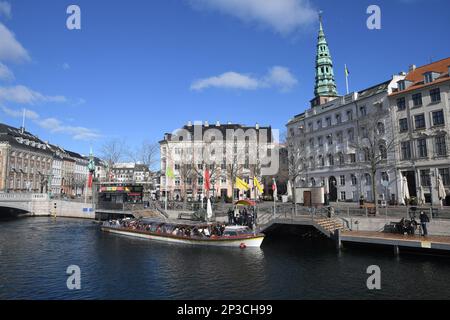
[1,217,449,300]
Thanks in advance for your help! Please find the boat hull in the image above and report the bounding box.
[101,227,265,248]
[101,227,264,248]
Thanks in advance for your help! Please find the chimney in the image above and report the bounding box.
[204,121,209,127]
[187,121,192,127]
[215,121,220,127]
[409,64,416,72]
[255,123,260,130]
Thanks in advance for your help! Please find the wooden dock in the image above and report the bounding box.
[340,231,450,254]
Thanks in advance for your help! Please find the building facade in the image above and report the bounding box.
[0,124,53,193]
[389,58,450,206]
[159,122,275,201]
[286,16,405,204]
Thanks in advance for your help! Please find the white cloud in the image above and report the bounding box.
[0,85,67,104]
[1,105,39,120]
[191,66,298,92]
[264,66,298,92]
[191,72,260,91]
[189,0,316,34]
[0,62,13,80]
[0,105,101,141]
[0,1,11,19]
[0,23,30,63]
[37,118,102,141]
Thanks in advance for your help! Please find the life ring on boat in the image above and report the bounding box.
[239,243,247,249]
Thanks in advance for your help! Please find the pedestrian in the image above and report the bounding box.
[419,211,430,236]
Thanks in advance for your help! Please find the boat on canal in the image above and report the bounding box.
[101,218,265,248]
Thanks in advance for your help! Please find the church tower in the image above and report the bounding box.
[311,13,338,107]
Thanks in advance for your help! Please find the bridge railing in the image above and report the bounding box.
[0,193,49,201]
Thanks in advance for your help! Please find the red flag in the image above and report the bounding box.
[88,172,93,188]
[204,168,211,191]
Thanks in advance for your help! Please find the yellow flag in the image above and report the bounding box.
[253,177,264,194]
[167,166,175,179]
[235,177,249,191]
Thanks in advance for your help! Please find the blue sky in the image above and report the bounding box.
[0,0,449,157]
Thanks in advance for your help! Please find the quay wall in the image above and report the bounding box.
[32,200,94,219]
[345,217,450,236]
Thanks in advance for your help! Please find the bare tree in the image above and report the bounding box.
[286,133,310,205]
[100,138,126,181]
[127,140,159,170]
[351,107,397,207]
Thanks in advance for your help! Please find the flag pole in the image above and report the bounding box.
[165,154,168,212]
[345,64,349,95]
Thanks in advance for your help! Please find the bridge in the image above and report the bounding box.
[0,193,50,215]
[0,193,95,218]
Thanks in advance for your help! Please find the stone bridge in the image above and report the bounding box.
[0,193,94,218]
[0,193,50,215]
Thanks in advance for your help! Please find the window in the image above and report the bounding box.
[399,118,408,132]
[318,137,323,147]
[309,139,314,148]
[401,141,412,160]
[174,164,180,170]
[360,106,367,116]
[317,119,322,128]
[319,155,325,167]
[350,154,356,163]
[381,172,389,183]
[377,122,385,135]
[439,168,450,186]
[412,93,422,107]
[424,73,433,84]
[414,114,426,130]
[348,129,354,142]
[326,117,332,127]
[430,88,441,103]
[420,170,431,187]
[417,138,428,158]
[365,174,372,186]
[337,132,344,144]
[351,174,357,186]
[327,135,333,145]
[340,175,346,186]
[435,136,447,156]
[338,153,345,164]
[379,144,387,159]
[308,122,313,132]
[340,192,346,201]
[336,113,342,124]
[347,110,353,121]
[397,97,406,111]
[328,155,334,166]
[432,110,445,126]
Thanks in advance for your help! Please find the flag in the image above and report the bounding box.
[253,177,264,194]
[204,168,211,191]
[166,166,175,179]
[235,177,249,191]
[88,172,93,188]
[272,179,278,200]
[345,64,350,77]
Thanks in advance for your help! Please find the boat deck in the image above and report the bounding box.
[340,231,450,252]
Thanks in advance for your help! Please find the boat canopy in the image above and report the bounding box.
[235,199,256,207]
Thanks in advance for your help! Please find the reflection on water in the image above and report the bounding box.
[0,217,449,300]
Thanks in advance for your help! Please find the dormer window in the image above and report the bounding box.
[398,80,413,91]
[423,71,439,84]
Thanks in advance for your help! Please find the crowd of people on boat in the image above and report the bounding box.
[227,206,257,229]
[104,219,230,239]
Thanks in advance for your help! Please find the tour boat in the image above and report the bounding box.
[101,220,265,248]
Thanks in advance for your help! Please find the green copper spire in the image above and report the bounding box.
[314,13,338,99]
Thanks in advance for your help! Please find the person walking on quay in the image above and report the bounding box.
[419,211,430,237]
[227,208,234,225]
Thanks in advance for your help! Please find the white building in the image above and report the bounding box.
[389,58,450,206]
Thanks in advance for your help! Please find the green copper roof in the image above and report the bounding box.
[314,14,338,98]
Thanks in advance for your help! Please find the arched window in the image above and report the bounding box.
[377,122,385,135]
[328,154,334,166]
[365,173,372,186]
